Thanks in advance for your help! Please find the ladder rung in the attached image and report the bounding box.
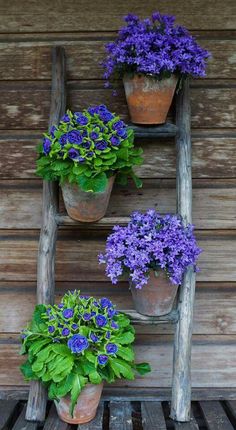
[56,214,130,227]
[130,122,177,138]
[125,309,179,324]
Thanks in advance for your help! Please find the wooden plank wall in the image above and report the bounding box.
[0,0,236,392]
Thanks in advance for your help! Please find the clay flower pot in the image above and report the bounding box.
[61,175,115,222]
[123,74,178,125]
[130,270,178,316]
[54,383,103,424]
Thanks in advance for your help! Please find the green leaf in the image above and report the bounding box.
[20,360,36,380]
[116,346,134,362]
[89,371,102,384]
[31,305,47,332]
[77,172,108,193]
[110,358,135,380]
[116,147,129,161]
[115,331,135,345]
[29,338,51,356]
[48,382,58,400]
[84,350,96,364]
[134,362,151,375]
[130,171,143,188]
[70,374,87,417]
[55,373,74,398]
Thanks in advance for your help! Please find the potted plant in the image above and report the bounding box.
[36,105,143,222]
[99,210,201,316]
[103,12,210,125]
[20,290,150,424]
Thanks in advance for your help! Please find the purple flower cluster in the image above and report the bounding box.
[103,12,210,85]
[99,210,201,289]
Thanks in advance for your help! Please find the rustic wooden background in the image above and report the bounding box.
[0,0,236,393]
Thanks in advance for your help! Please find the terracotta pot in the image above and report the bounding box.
[123,74,178,125]
[130,270,178,316]
[54,383,103,424]
[61,175,115,222]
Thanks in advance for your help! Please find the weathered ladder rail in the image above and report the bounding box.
[26,46,196,424]
[25,46,66,422]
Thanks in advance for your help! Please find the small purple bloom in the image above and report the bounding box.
[112,120,125,130]
[95,314,107,327]
[88,106,100,115]
[116,128,127,138]
[68,148,80,160]
[61,113,70,123]
[86,151,94,158]
[48,325,55,333]
[50,125,57,138]
[111,136,120,146]
[82,141,91,150]
[58,303,64,309]
[95,140,108,151]
[106,343,118,355]
[74,113,89,125]
[83,313,91,321]
[67,130,83,145]
[100,298,113,309]
[107,308,116,318]
[90,333,99,342]
[59,133,68,147]
[43,137,51,155]
[90,131,99,140]
[68,334,89,353]
[46,308,51,315]
[106,331,111,339]
[111,321,119,330]
[72,323,78,330]
[99,111,114,123]
[98,354,108,365]
[63,308,74,319]
[62,327,70,336]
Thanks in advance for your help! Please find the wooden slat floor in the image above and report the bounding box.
[1,399,236,430]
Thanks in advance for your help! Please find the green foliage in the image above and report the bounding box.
[35,107,143,192]
[20,290,150,417]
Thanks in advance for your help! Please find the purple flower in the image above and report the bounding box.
[112,120,125,130]
[87,151,94,158]
[95,314,107,327]
[116,128,127,138]
[63,308,74,319]
[67,130,83,145]
[90,333,99,342]
[100,298,113,309]
[95,140,108,151]
[74,113,89,125]
[72,323,78,330]
[43,138,51,155]
[111,136,120,146]
[83,313,91,321]
[62,327,70,336]
[90,131,99,140]
[99,111,114,123]
[99,210,201,289]
[82,141,91,150]
[61,113,70,123]
[59,133,68,147]
[106,331,111,339]
[88,106,100,115]
[48,325,55,333]
[50,125,57,138]
[111,321,119,330]
[67,334,89,353]
[58,303,64,309]
[107,308,116,318]
[68,148,80,160]
[98,354,108,365]
[106,343,118,355]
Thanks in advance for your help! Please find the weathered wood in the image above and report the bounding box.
[12,405,37,430]
[26,46,66,422]
[171,79,195,422]
[0,400,18,430]
[125,309,179,325]
[78,402,104,429]
[2,282,236,335]
[0,81,235,129]
[141,401,167,429]
[109,401,133,430]
[2,179,236,230]
[224,400,236,421]
[43,404,69,430]
[173,418,199,429]
[0,38,235,81]
[130,123,177,137]
[2,132,236,180]
[0,0,235,31]
[0,230,236,282]
[199,401,234,429]
[3,334,236,389]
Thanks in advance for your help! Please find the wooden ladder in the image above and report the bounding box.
[25,46,196,423]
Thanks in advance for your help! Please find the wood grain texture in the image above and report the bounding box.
[109,401,133,430]
[199,401,234,429]
[1,179,236,229]
[0,82,235,129]
[43,404,70,430]
[0,230,235,282]
[0,38,235,81]
[0,400,18,430]
[0,0,235,32]
[12,405,37,430]
[1,283,236,335]
[3,335,236,388]
[141,401,167,430]
[77,402,104,430]
[1,131,236,179]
